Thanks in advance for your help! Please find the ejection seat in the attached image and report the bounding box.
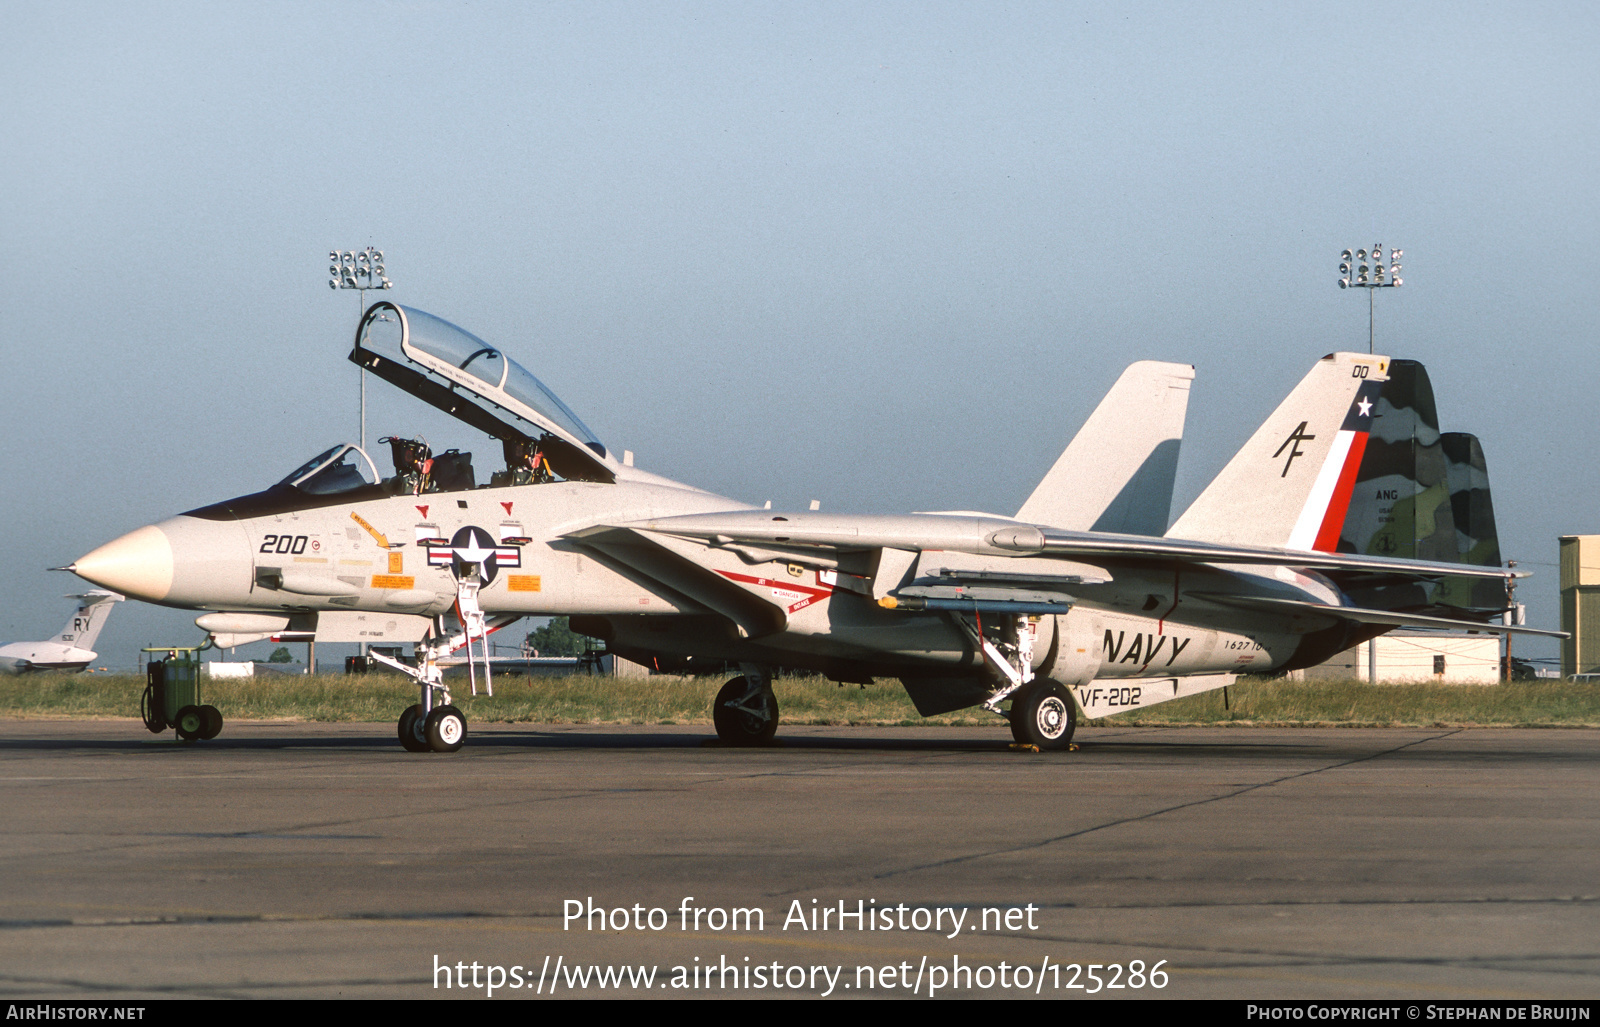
[381,436,432,495]
[428,449,475,492]
[490,436,556,488]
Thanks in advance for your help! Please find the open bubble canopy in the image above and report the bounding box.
[351,302,614,484]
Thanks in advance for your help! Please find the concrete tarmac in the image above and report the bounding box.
[1,718,1596,1000]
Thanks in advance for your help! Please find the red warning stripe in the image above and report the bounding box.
[1311,431,1370,552]
[716,570,833,613]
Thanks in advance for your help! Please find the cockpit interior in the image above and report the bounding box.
[184,305,615,521]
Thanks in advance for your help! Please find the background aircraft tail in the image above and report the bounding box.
[1332,359,1508,617]
[1017,360,1193,535]
[1166,352,1387,549]
[55,591,123,650]
[1334,359,1457,562]
[1328,359,1507,617]
[1442,432,1503,569]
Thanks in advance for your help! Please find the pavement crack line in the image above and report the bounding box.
[0,972,424,996]
[0,909,544,932]
[873,728,1463,880]
[0,783,689,867]
[1004,931,1600,976]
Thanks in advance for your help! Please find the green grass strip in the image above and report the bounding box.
[3,672,1598,728]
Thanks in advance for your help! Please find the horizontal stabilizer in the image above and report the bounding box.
[63,591,124,605]
[1188,592,1566,638]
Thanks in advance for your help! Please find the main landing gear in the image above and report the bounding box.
[1008,679,1076,750]
[712,664,779,746]
[952,612,1078,751]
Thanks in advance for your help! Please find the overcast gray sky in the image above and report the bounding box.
[2,2,1595,667]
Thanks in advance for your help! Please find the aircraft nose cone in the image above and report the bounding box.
[72,516,254,607]
[72,525,174,602]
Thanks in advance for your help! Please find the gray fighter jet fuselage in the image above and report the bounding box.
[69,303,1548,752]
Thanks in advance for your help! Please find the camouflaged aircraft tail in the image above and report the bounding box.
[1439,431,1510,612]
[1333,360,1509,619]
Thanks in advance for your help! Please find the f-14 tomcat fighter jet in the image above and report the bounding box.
[69,303,1553,752]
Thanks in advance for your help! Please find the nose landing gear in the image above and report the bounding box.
[379,659,469,754]
[374,597,520,753]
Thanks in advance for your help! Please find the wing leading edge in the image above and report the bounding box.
[600,511,1524,584]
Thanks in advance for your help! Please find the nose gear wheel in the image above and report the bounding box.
[424,705,467,752]
[397,704,429,752]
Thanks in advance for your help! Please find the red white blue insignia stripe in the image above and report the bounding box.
[1286,379,1383,552]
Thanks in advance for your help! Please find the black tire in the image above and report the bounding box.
[198,705,224,740]
[140,684,167,733]
[398,704,429,752]
[174,704,205,742]
[424,705,467,753]
[1011,680,1076,751]
[712,676,778,747]
[1009,706,1030,744]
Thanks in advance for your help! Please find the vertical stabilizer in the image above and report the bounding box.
[55,591,123,651]
[1442,433,1502,568]
[1336,359,1456,563]
[1440,431,1508,612]
[1167,352,1387,549]
[1017,360,1193,535]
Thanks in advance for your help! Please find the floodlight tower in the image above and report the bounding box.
[1338,244,1403,684]
[329,247,393,451]
[1337,243,1403,354]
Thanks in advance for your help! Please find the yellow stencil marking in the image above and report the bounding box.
[349,511,392,550]
[507,575,542,592]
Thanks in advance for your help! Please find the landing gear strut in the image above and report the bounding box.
[372,579,520,752]
[953,612,1079,751]
[712,664,778,746]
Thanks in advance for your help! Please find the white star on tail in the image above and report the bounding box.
[1357,397,1372,417]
